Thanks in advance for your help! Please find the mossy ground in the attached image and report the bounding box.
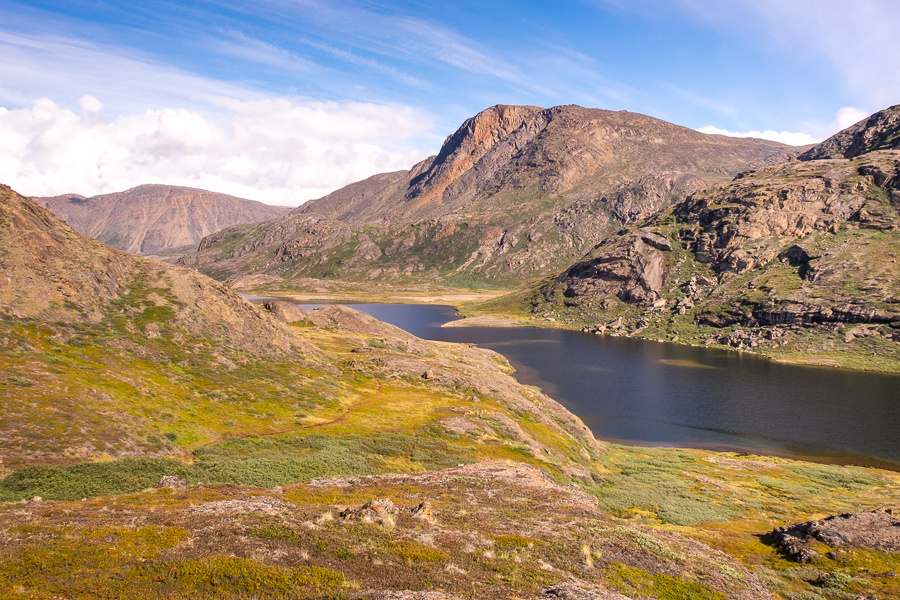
[4,248,900,597]
[3,446,899,599]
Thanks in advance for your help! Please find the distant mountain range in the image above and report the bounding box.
[178,105,801,287]
[34,184,291,256]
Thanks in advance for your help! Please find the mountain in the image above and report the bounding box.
[1,184,303,356]
[510,105,900,370]
[799,104,900,160]
[179,105,802,289]
[35,184,291,256]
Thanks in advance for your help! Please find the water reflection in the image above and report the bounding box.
[248,299,900,469]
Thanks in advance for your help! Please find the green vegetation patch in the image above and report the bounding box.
[604,563,727,600]
[0,433,473,501]
[596,448,738,525]
[158,557,344,597]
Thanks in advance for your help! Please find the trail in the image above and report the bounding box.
[191,384,385,450]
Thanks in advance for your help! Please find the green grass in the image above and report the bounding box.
[0,433,474,501]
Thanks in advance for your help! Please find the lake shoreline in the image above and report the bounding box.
[244,295,900,472]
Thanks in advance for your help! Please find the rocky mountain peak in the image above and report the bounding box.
[800,104,900,160]
[403,104,546,212]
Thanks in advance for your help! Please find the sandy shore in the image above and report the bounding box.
[441,315,526,328]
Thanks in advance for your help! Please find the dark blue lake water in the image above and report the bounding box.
[256,299,900,469]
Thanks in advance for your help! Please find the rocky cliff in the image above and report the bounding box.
[521,105,900,369]
[180,105,800,288]
[800,104,900,160]
[36,184,291,256]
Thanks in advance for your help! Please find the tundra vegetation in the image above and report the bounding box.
[3,104,900,599]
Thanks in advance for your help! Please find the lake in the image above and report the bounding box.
[257,299,900,469]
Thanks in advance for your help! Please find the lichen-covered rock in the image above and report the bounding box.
[772,508,900,559]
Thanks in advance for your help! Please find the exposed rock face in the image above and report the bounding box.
[800,104,900,160]
[557,229,669,305]
[771,508,900,561]
[181,104,798,287]
[544,149,900,330]
[36,184,291,256]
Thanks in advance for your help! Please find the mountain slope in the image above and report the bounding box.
[4,183,900,600]
[180,105,801,289]
[36,184,291,256]
[800,104,900,160]
[502,105,900,370]
[0,183,598,478]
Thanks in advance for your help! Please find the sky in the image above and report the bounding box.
[0,0,898,206]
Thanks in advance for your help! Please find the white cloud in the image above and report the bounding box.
[697,105,876,146]
[696,125,816,146]
[832,106,869,130]
[0,96,434,205]
[78,95,103,113]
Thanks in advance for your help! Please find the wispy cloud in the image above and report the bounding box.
[212,31,320,73]
[213,0,554,96]
[297,37,430,88]
[0,30,260,113]
[606,0,900,112]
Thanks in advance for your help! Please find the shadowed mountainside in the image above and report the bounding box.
[800,104,900,160]
[36,184,291,256]
[179,105,802,289]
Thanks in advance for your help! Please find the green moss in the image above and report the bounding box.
[389,540,449,562]
[604,563,726,600]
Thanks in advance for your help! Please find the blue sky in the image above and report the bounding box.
[1,0,898,204]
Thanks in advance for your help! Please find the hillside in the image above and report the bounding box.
[3,183,900,598]
[487,105,900,371]
[179,105,801,290]
[800,104,900,160]
[36,184,291,257]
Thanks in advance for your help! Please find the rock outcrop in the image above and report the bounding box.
[525,106,900,365]
[800,104,900,160]
[771,508,900,561]
[37,184,291,256]
[179,104,799,288]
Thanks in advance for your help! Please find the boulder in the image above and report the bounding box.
[263,300,308,323]
[770,508,900,560]
[156,475,186,489]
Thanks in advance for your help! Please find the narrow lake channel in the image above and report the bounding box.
[250,298,900,470]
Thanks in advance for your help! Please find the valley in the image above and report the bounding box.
[3,102,900,600]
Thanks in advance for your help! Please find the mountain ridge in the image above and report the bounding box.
[36,184,292,256]
[181,104,803,289]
